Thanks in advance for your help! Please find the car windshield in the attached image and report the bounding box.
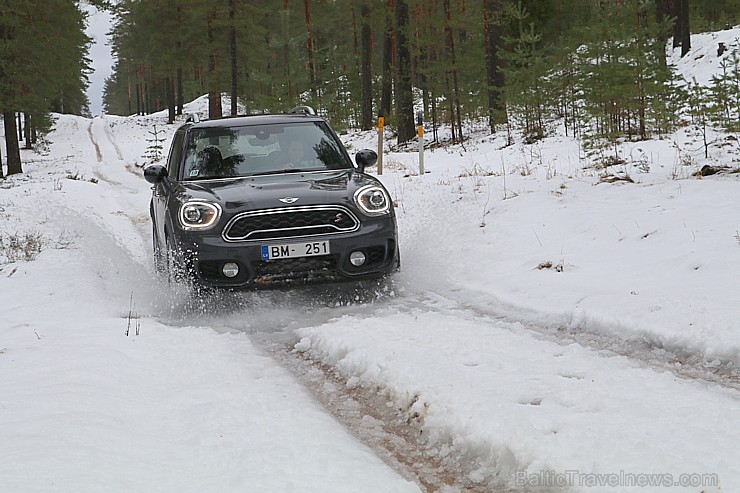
[181,121,352,180]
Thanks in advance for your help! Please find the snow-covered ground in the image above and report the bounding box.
[1,28,738,493]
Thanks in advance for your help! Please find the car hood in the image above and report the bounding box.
[174,170,381,213]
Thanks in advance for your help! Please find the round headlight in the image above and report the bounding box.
[369,191,385,207]
[179,201,222,230]
[183,207,202,223]
[354,185,390,216]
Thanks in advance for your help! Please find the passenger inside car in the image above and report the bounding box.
[195,146,236,177]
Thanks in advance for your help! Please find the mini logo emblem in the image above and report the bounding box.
[279,197,299,204]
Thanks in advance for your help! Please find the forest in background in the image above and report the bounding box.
[101,0,738,144]
[0,0,738,178]
[0,0,100,176]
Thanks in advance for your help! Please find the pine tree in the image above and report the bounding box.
[708,41,740,132]
[145,124,165,163]
[687,78,712,158]
[576,0,679,155]
[0,0,91,176]
[500,2,556,143]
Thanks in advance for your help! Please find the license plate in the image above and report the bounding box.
[261,240,330,260]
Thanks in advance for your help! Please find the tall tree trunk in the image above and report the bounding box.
[395,0,415,144]
[136,79,142,116]
[360,1,373,130]
[444,0,463,142]
[207,9,223,119]
[4,112,22,176]
[208,90,222,119]
[176,67,183,115]
[145,78,151,115]
[380,0,394,119]
[483,0,505,132]
[229,0,238,116]
[414,2,426,118]
[303,0,318,102]
[23,113,32,149]
[672,0,681,48]
[655,0,672,65]
[0,25,8,179]
[283,0,293,100]
[431,88,438,142]
[176,5,185,115]
[166,77,175,124]
[673,0,691,55]
[678,0,690,57]
[351,3,359,57]
[445,71,456,142]
[127,72,132,115]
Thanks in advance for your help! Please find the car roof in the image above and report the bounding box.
[187,113,325,130]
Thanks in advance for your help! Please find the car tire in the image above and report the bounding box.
[164,234,179,284]
[164,234,194,286]
[152,223,167,274]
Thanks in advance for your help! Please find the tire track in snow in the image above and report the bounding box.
[160,286,505,492]
[177,271,739,492]
[87,117,141,194]
[103,120,125,161]
[428,286,740,392]
[268,341,517,493]
[87,120,103,163]
[255,284,740,493]
[209,286,516,493]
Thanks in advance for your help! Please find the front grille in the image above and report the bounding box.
[257,256,335,276]
[223,206,359,241]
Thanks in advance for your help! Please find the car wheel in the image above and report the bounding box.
[164,234,179,284]
[152,223,167,274]
[164,234,193,285]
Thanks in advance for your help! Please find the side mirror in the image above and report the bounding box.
[354,149,378,173]
[144,164,168,184]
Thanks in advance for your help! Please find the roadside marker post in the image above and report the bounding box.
[417,111,424,176]
[377,115,384,175]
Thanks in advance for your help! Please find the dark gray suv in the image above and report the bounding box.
[144,107,399,289]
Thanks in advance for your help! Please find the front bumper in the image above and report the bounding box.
[171,217,398,288]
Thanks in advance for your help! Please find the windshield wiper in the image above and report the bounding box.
[250,168,324,176]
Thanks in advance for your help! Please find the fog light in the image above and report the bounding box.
[222,262,240,278]
[349,251,366,267]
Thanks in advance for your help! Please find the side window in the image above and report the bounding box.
[167,129,186,179]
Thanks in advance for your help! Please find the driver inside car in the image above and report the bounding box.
[286,140,320,169]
